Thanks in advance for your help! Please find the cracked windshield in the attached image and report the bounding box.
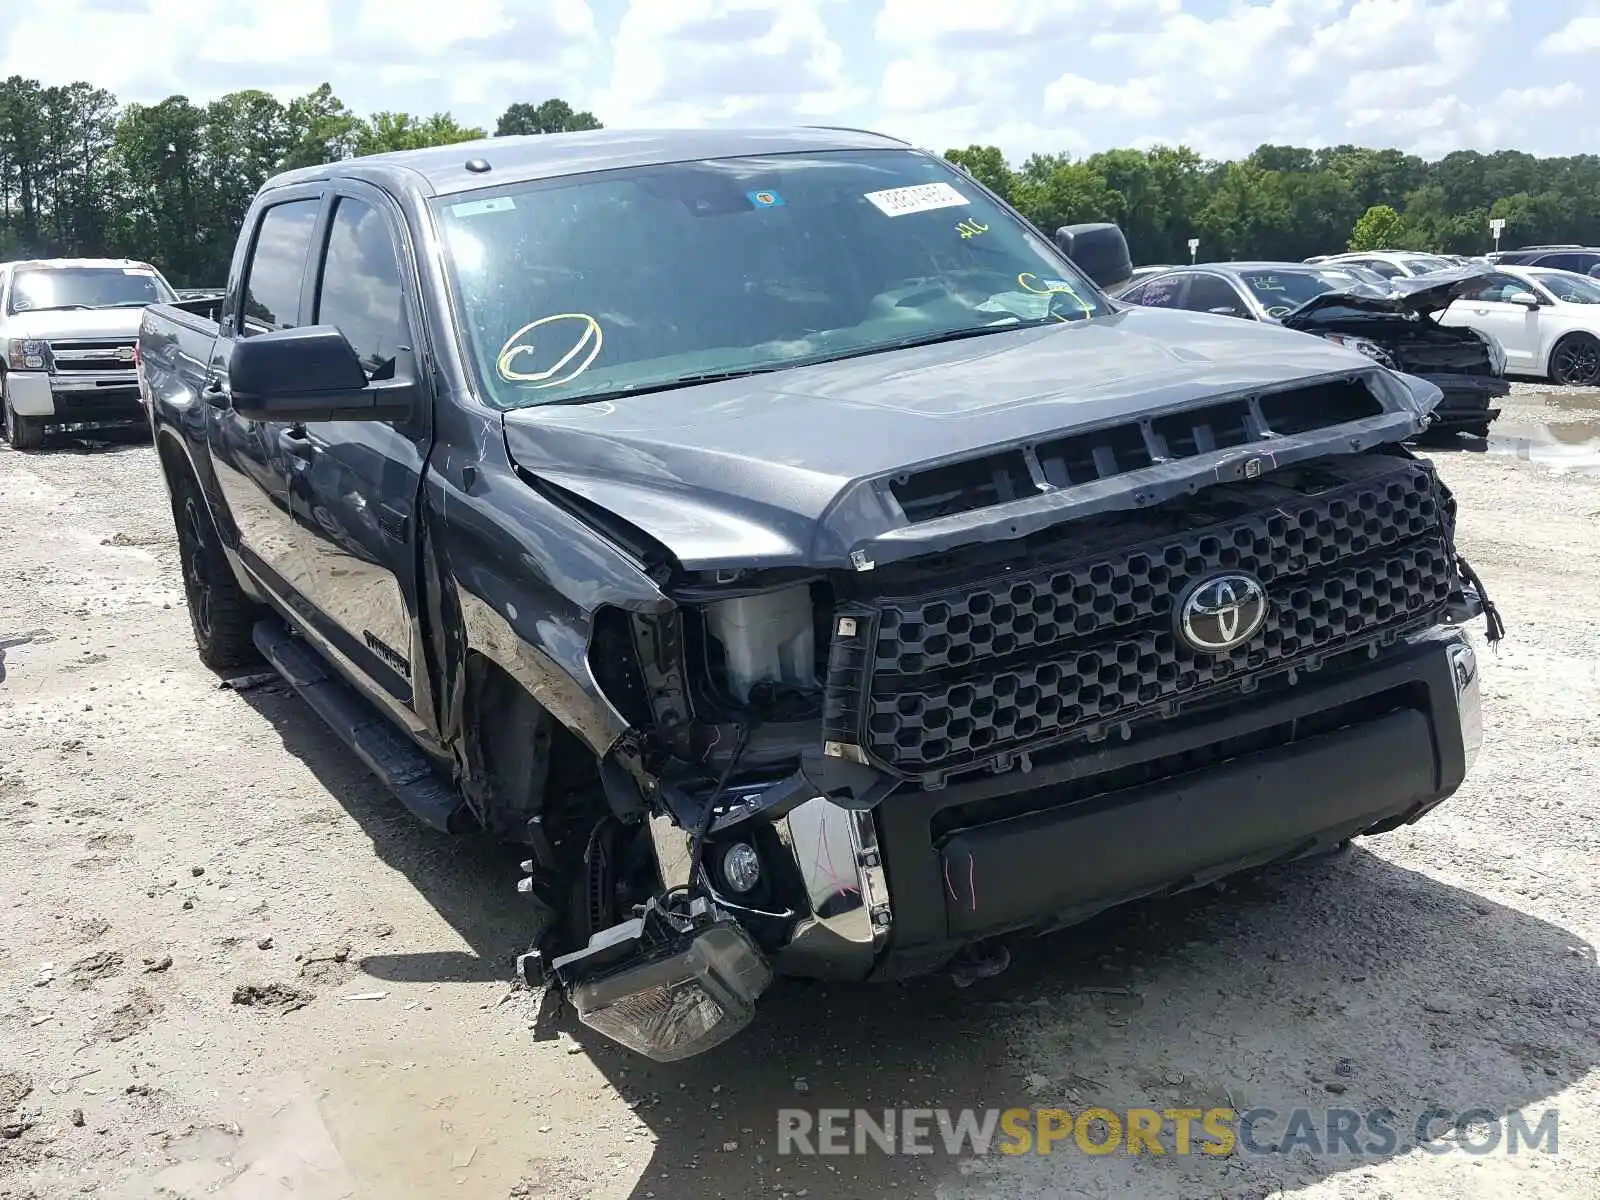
[435,149,1106,408]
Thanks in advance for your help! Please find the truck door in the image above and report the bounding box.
[206,188,327,613]
[272,183,436,735]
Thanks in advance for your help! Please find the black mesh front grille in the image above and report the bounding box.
[822,455,1456,784]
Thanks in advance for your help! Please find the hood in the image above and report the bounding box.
[1281,264,1495,327]
[3,307,147,342]
[502,308,1434,573]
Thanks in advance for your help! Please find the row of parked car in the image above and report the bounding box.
[6,234,1600,453]
[1109,246,1600,439]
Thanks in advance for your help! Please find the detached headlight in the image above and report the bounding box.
[1322,332,1396,369]
[564,919,772,1062]
[3,338,52,371]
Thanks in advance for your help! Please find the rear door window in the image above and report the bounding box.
[1352,258,1403,279]
[1136,273,1187,308]
[1537,252,1600,273]
[239,198,322,335]
[1183,274,1250,317]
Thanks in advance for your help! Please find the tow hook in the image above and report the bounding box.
[521,895,773,1062]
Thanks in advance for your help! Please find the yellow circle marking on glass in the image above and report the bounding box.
[1016,272,1091,321]
[496,313,603,387]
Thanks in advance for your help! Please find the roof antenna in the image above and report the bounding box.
[464,158,491,174]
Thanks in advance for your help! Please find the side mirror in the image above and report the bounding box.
[1508,291,1541,309]
[1052,222,1133,291]
[227,326,414,422]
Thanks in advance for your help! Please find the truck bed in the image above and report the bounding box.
[139,301,223,412]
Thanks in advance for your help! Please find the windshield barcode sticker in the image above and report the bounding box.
[449,197,517,217]
[863,182,969,217]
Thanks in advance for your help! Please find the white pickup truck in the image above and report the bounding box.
[0,257,178,449]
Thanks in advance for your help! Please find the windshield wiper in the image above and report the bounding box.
[532,321,1037,407]
[14,303,93,313]
[543,366,788,406]
[811,319,1032,364]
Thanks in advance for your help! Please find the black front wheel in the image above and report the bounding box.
[1550,333,1600,386]
[172,480,260,670]
[3,391,46,450]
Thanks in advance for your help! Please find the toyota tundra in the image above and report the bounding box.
[137,127,1498,1061]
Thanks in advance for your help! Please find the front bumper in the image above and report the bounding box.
[788,628,1481,980]
[1419,373,1507,433]
[4,369,143,425]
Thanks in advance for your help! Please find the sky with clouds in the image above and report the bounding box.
[3,0,1598,163]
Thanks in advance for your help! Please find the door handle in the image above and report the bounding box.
[277,425,316,460]
[202,377,230,408]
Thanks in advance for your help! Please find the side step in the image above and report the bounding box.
[252,619,469,834]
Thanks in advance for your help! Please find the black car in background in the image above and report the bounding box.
[1118,261,1507,437]
[1489,246,1600,274]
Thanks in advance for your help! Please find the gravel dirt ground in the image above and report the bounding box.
[2,382,1599,1200]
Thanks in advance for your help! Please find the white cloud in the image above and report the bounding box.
[877,57,968,114]
[1497,81,1584,111]
[598,0,864,127]
[868,0,1582,162]
[0,0,1594,163]
[0,0,599,126]
[355,0,515,56]
[1539,12,1600,54]
[199,0,335,66]
[1042,73,1161,120]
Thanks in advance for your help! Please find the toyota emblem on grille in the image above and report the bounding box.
[1177,572,1267,653]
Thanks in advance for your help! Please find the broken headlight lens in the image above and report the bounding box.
[565,920,773,1062]
[1322,333,1396,369]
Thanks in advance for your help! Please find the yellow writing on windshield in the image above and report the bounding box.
[1016,272,1092,319]
[496,313,604,387]
[956,218,989,239]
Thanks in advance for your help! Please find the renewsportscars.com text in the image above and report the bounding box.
[777,1106,1559,1158]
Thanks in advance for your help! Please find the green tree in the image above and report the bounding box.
[281,84,361,170]
[944,145,1013,201]
[114,96,206,282]
[1348,203,1404,251]
[353,111,486,157]
[0,75,48,250]
[1009,157,1118,236]
[6,69,1600,287]
[494,99,602,136]
[1196,161,1290,261]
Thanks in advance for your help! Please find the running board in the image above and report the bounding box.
[252,619,468,834]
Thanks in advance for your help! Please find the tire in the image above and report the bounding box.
[170,473,261,670]
[1549,333,1600,386]
[3,387,47,450]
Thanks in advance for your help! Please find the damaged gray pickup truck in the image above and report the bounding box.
[138,127,1499,1061]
